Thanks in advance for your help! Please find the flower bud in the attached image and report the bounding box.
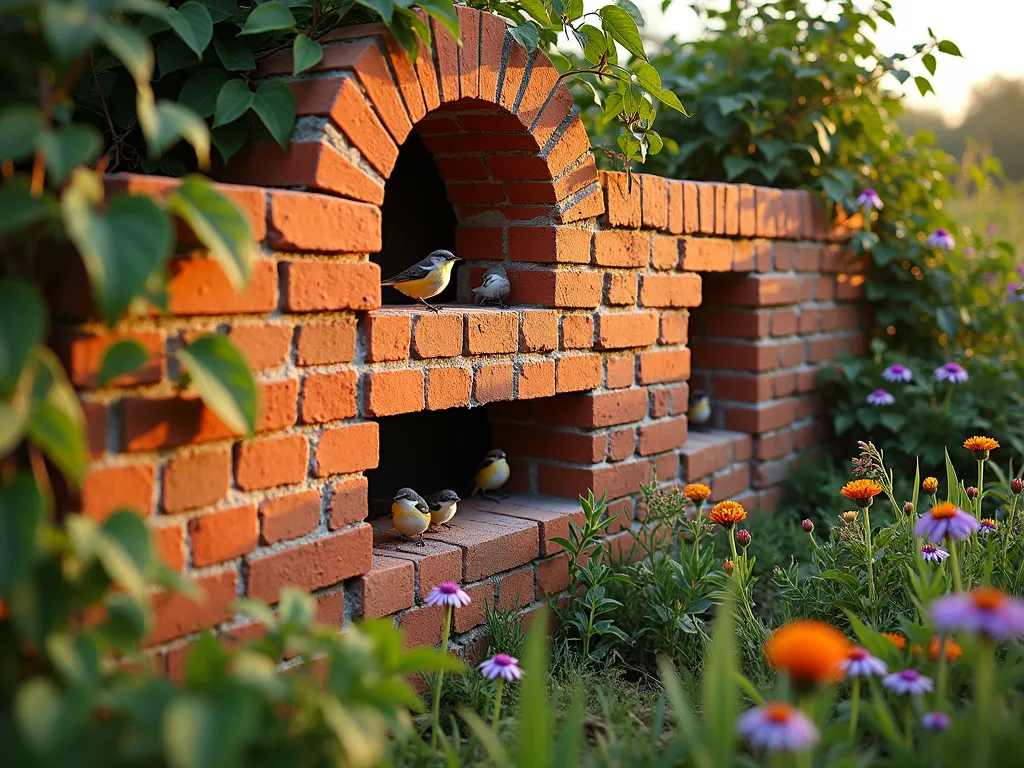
[966,486,979,500]
[841,510,860,523]
[772,565,782,576]
[723,559,735,575]
[922,476,939,494]
[801,519,814,532]
[1012,478,1024,495]
[903,501,914,514]
[736,529,751,547]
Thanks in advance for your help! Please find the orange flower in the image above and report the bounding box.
[840,479,883,506]
[882,632,907,651]
[841,510,860,523]
[911,637,962,662]
[929,502,959,520]
[963,436,999,458]
[684,483,712,503]
[723,558,735,575]
[922,476,939,493]
[765,620,851,687]
[709,500,746,526]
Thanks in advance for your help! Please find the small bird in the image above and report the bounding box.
[472,449,510,502]
[391,488,431,546]
[427,489,460,529]
[688,390,712,429]
[471,266,511,307]
[380,250,461,312]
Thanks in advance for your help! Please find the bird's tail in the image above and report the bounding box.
[381,279,396,286]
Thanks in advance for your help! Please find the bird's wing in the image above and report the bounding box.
[410,491,430,514]
[424,492,442,510]
[382,259,433,285]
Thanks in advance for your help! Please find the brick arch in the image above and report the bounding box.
[216,7,603,230]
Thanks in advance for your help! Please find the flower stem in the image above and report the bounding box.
[728,530,739,568]
[430,604,453,748]
[948,537,964,592]
[849,678,861,739]
[863,503,876,623]
[1002,494,1020,568]
[903,701,913,750]
[976,641,995,768]
[491,678,505,729]
[935,635,949,707]
[976,459,985,519]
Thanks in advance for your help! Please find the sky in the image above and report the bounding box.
[606,0,1024,125]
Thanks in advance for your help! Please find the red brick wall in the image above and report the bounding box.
[59,8,869,665]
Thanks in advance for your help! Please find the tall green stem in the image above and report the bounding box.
[976,459,985,519]
[863,504,876,624]
[1002,495,1020,568]
[934,635,949,707]
[903,701,913,750]
[948,537,964,592]
[491,678,505,728]
[976,641,995,768]
[430,604,453,747]
[849,678,861,739]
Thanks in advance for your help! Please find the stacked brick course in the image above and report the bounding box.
[58,7,870,668]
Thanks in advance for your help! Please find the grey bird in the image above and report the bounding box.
[427,489,460,529]
[471,266,511,307]
[390,487,432,546]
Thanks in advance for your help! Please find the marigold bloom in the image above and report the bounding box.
[737,702,819,753]
[883,669,934,695]
[963,435,999,460]
[866,389,895,407]
[922,476,939,494]
[839,647,887,678]
[934,362,969,384]
[915,502,979,542]
[478,654,523,681]
[921,544,949,563]
[765,620,850,687]
[882,364,913,383]
[684,483,712,502]
[922,711,951,732]
[931,587,1024,640]
[425,581,472,608]
[723,558,735,575]
[927,636,962,663]
[709,500,746,526]
[979,519,998,535]
[882,632,907,651]
[840,479,883,506]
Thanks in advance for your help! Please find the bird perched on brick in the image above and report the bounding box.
[472,449,510,502]
[380,250,460,312]
[688,390,712,430]
[428,489,460,529]
[391,488,431,546]
[471,266,511,307]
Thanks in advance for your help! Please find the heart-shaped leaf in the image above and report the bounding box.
[0,279,45,397]
[239,1,295,35]
[213,79,253,127]
[0,107,44,163]
[251,79,295,149]
[40,125,103,184]
[98,339,150,386]
[0,473,44,596]
[166,1,213,57]
[292,33,323,75]
[179,68,231,119]
[176,334,258,435]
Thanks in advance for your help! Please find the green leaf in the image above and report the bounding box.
[937,40,962,56]
[722,154,756,181]
[28,390,87,486]
[0,474,43,596]
[251,79,296,150]
[0,280,46,397]
[0,107,44,163]
[98,339,150,386]
[239,1,296,35]
[15,679,64,756]
[354,0,395,24]
[716,95,744,115]
[167,175,256,289]
[914,76,934,97]
[599,5,647,61]
[514,608,552,768]
[145,100,212,168]
[195,0,240,23]
[576,24,607,66]
[213,80,254,127]
[103,511,152,575]
[508,22,540,52]
[166,1,214,57]
[292,33,324,75]
[41,1,98,60]
[176,335,258,435]
[922,53,936,75]
[40,125,102,184]
[97,20,154,87]
[212,33,255,71]
[164,692,257,768]
[615,0,644,27]
[212,117,250,165]
[156,37,200,77]
[702,588,737,768]
[179,68,231,119]
[416,0,459,38]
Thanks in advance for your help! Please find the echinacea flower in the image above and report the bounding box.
[921,544,949,563]
[839,647,887,678]
[934,362,969,384]
[963,435,999,460]
[882,632,907,651]
[922,476,939,494]
[857,188,883,210]
[1017,264,1024,279]
[866,389,895,406]
[882,669,934,695]
[979,519,998,535]
[1009,283,1024,303]
[478,654,523,681]
[841,479,883,507]
[915,502,980,542]
[709,500,746,526]
[931,587,1024,640]
[737,702,819,752]
[765,620,850,688]
[922,711,951,732]
[425,581,472,608]
[684,483,712,503]
[882,364,913,382]
[927,228,955,250]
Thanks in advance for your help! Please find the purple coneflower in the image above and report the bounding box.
[839,647,887,677]
[425,581,472,608]
[1008,282,1024,303]
[921,544,950,563]
[479,653,524,681]
[737,702,819,752]
[866,389,895,406]
[1017,264,1024,278]
[882,669,934,695]
[927,228,955,250]
[882,364,913,383]
[978,519,998,535]
[856,188,883,210]
[922,711,951,732]
[915,503,979,542]
[934,362,969,384]
[931,588,1024,640]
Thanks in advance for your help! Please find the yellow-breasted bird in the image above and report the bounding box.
[688,390,712,430]
[380,250,461,312]
[391,487,431,546]
[427,489,460,529]
[472,449,510,502]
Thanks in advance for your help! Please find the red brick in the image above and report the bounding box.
[399,603,443,649]
[706,275,803,307]
[455,5,480,97]
[660,312,689,345]
[724,184,740,235]
[710,464,751,502]
[688,341,776,373]
[414,31,441,111]
[738,185,756,236]
[755,187,782,238]
[82,465,154,521]
[651,389,670,419]
[301,370,358,424]
[639,349,691,384]
[162,449,230,513]
[640,273,702,307]
[561,313,594,349]
[365,368,424,416]
[680,433,733,480]
[520,310,558,352]
[536,553,570,596]
[247,524,373,602]
[479,12,508,100]
[465,310,518,354]
[600,171,641,228]
[474,363,514,403]
[189,504,258,566]
[509,226,591,263]
[329,475,369,529]
[680,239,732,271]
[454,582,494,632]
[666,181,684,235]
[495,424,604,465]
[605,355,635,389]
[237,434,309,491]
[296,319,356,365]
[83,401,106,459]
[724,401,795,434]
[694,182,715,234]
[769,309,798,337]
[593,230,647,267]
[149,570,237,645]
[498,32,530,110]
[413,313,463,358]
[756,430,795,461]
[681,182,699,233]
[519,359,556,399]
[283,260,380,312]
[597,311,658,350]
[359,555,415,618]
[365,312,411,362]
[640,174,668,230]
[257,379,300,433]
[555,353,601,393]
[506,269,602,308]
[268,190,381,253]
[498,568,535,610]
[426,366,472,410]
[732,240,756,271]
[537,459,652,500]
[167,258,277,315]
[315,422,379,476]
[605,272,638,305]
[639,417,688,456]
[61,330,165,388]
[534,387,647,428]
[226,324,291,371]
[836,273,867,301]
[712,373,772,402]
[609,427,636,461]
[153,523,185,572]
[649,234,677,270]
[424,509,538,581]
[261,490,321,544]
